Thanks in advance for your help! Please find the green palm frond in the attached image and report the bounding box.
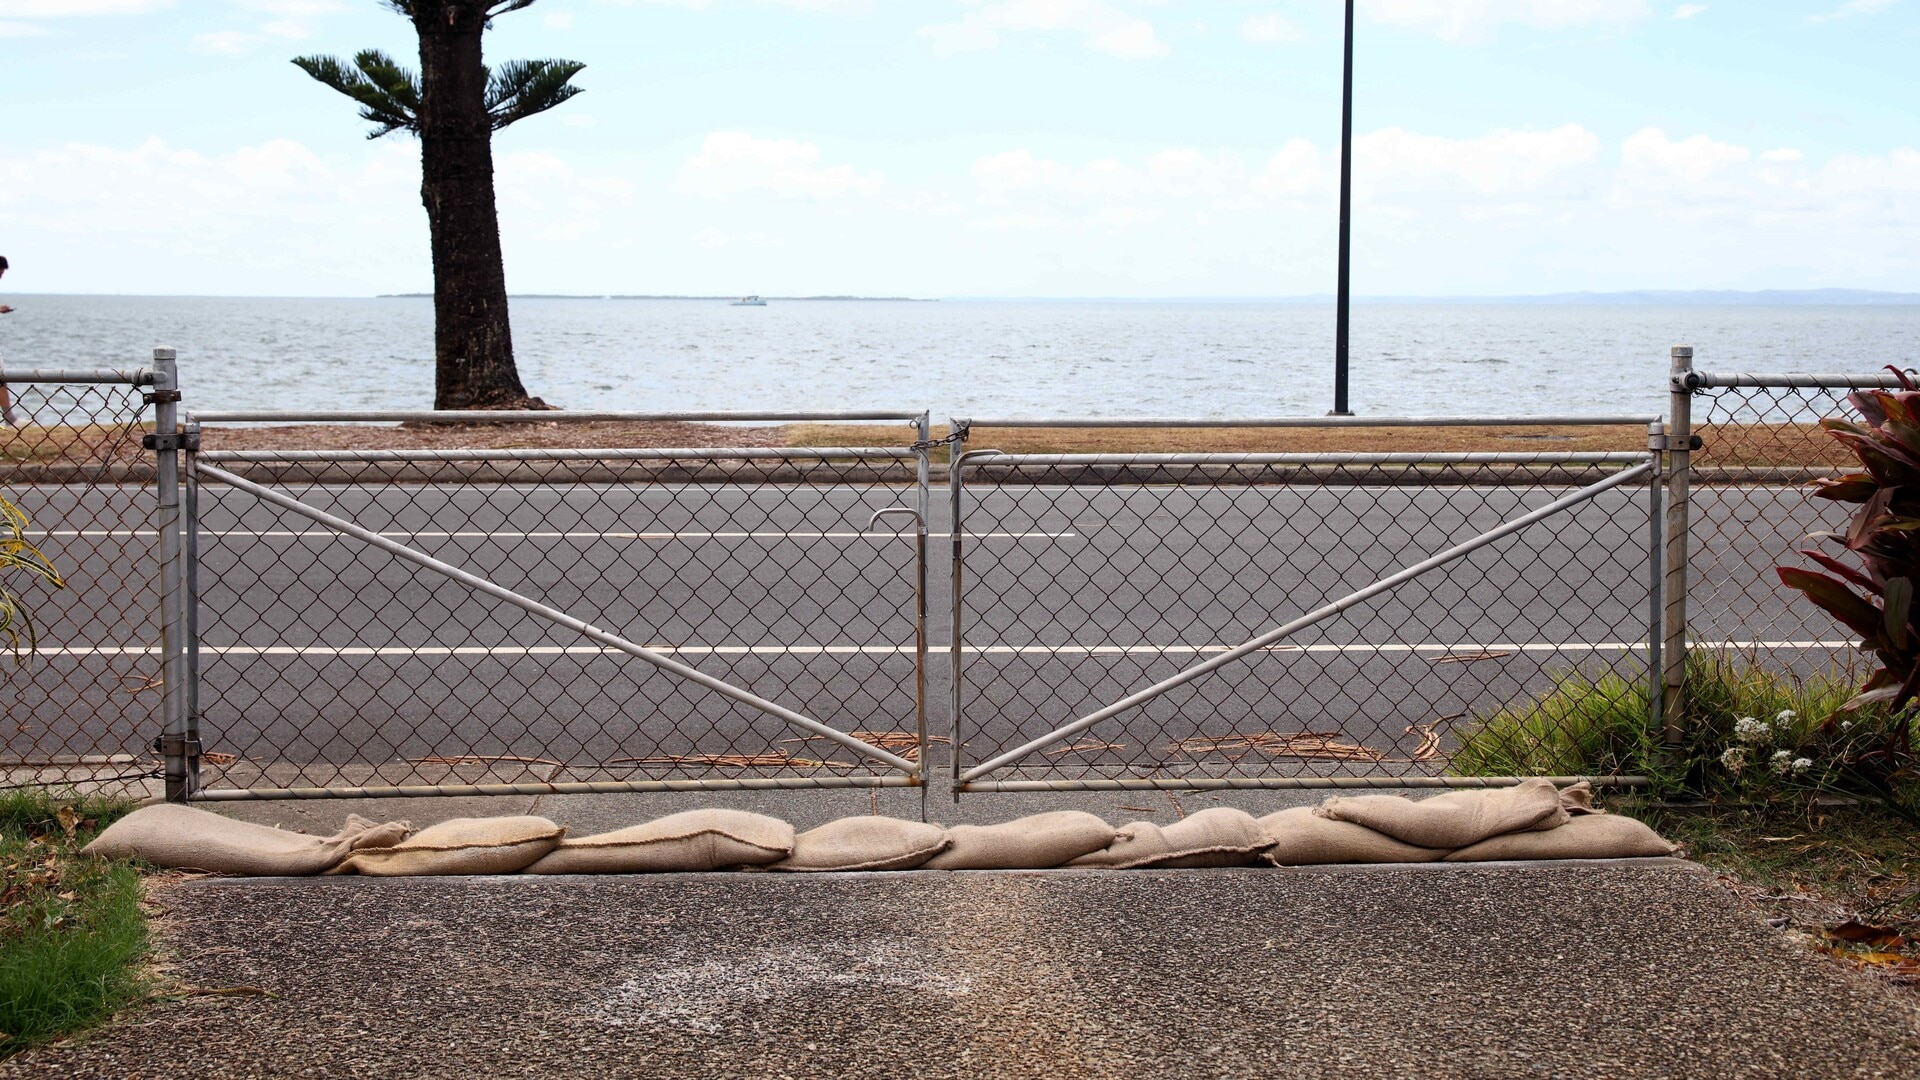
[0,494,66,660]
[292,50,422,139]
[485,58,586,131]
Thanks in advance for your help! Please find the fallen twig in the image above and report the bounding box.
[1165,731,1384,762]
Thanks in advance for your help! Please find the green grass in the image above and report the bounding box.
[0,790,147,1057]
[1452,651,1894,791]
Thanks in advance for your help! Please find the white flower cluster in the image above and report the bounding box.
[1721,711,1807,776]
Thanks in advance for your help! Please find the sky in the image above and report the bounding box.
[1,0,1918,298]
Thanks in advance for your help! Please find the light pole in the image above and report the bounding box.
[1331,0,1355,416]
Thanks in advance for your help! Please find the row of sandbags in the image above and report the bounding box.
[82,779,1676,877]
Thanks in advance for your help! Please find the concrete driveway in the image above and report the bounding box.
[10,860,1918,1078]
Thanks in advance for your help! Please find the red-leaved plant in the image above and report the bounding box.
[1777,369,1920,756]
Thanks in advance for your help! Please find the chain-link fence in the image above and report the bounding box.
[182,413,935,802]
[1679,366,1906,684]
[945,422,1663,792]
[0,365,162,798]
[15,346,1900,806]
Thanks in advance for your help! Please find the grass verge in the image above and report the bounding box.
[0,790,146,1058]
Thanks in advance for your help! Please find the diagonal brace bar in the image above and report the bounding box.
[959,460,1655,782]
[193,463,920,775]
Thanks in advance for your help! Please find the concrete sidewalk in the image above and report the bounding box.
[12,857,1920,1078]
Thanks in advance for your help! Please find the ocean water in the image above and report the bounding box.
[1,294,1915,418]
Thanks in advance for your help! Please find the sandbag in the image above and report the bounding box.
[1259,806,1451,865]
[525,809,793,874]
[1444,812,1677,862]
[770,816,950,872]
[1559,780,1601,815]
[330,815,564,876]
[82,804,411,876]
[1063,821,1173,869]
[1066,807,1270,869]
[1315,778,1568,848]
[922,811,1116,870]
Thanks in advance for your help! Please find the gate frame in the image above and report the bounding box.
[944,413,1664,796]
[175,407,937,814]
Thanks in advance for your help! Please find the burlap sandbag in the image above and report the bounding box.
[524,809,793,874]
[82,804,411,876]
[1259,806,1451,865]
[1559,780,1601,815]
[1444,812,1677,861]
[1066,807,1270,869]
[922,811,1116,870]
[330,815,564,876]
[1315,777,1569,848]
[770,816,950,872]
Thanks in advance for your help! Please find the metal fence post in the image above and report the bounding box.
[947,419,970,803]
[1661,346,1694,747]
[150,347,197,801]
[913,412,932,823]
[1647,421,1665,737]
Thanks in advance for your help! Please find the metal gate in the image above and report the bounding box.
[175,408,937,812]
[943,417,1665,794]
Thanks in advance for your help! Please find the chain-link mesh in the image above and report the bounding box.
[950,451,1658,788]
[1689,378,1887,682]
[0,377,160,797]
[189,442,928,795]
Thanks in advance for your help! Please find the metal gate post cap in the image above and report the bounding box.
[1671,345,1693,360]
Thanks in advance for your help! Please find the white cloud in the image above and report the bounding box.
[1811,0,1900,22]
[1356,124,1602,195]
[1617,127,1750,191]
[0,136,633,292]
[1358,0,1648,42]
[1759,147,1803,163]
[673,132,884,200]
[921,0,1169,60]
[0,1,172,13]
[0,18,46,34]
[1671,3,1705,17]
[1240,11,1304,43]
[602,0,871,10]
[192,30,253,54]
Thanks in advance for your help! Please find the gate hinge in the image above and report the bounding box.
[142,431,201,452]
[152,734,202,758]
[1649,433,1703,452]
[143,389,182,405]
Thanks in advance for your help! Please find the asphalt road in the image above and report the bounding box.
[5,479,1855,790]
[8,860,1917,1079]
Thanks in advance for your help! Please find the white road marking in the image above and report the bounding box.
[38,640,1854,657]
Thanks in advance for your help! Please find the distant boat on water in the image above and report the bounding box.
[731,295,767,306]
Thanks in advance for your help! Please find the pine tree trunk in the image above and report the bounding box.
[413,2,547,410]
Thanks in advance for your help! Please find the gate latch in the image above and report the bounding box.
[142,431,201,452]
[1649,433,1703,452]
[152,734,202,758]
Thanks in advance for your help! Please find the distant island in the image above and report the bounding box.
[943,288,1920,306]
[368,288,1920,305]
[376,293,934,302]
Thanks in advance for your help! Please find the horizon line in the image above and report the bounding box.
[7,286,1920,304]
